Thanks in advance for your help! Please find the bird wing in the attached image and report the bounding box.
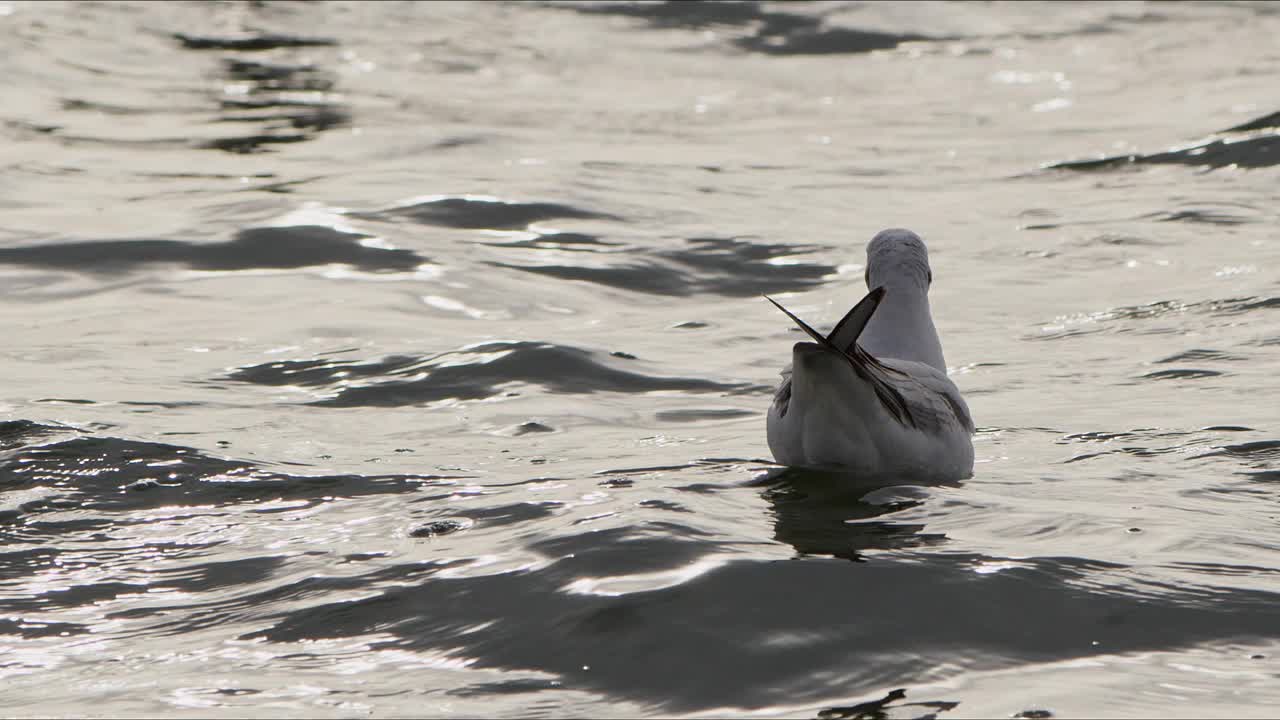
[878,358,976,434]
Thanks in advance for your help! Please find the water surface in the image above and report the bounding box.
[2,1,1279,717]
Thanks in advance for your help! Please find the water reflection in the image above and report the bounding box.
[762,467,953,561]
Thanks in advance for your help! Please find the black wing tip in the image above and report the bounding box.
[764,295,833,348]
[765,292,917,430]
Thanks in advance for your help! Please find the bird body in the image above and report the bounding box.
[765,229,974,481]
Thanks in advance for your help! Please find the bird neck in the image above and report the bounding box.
[859,285,947,371]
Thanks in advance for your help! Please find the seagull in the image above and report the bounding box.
[765,229,975,481]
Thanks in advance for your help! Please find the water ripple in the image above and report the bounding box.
[0,225,425,275]
[222,341,763,407]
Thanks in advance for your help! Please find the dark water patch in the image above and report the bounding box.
[480,231,619,252]
[410,519,472,538]
[765,472,946,561]
[245,544,1280,711]
[1086,233,1167,246]
[134,171,277,181]
[512,422,556,436]
[1171,561,1280,578]
[818,688,958,720]
[563,0,772,29]
[59,98,201,115]
[1199,441,1280,464]
[173,32,338,51]
[0,618,89,639]
[211,59,349,134]
[0,225,425,275]
[104,558,461,633]
[220,96,342,111]
[4,556,285,616]
[120,400,205,409]
[528,525,718,577]
[1141,369,1224,381]
[216,107,350,132]
[564,1,935,55]
[0,547,64,580]
[196,132,312,153]
[1061,430,1153,443]
[446,502,561,528]
[34,397,96,405]
[172,28,352,153]
[4,580,149,612]
[0,436,439,518]
[24,76,347,155]
[0,420,74,451]
[5,119,61,136]
[636,499,691,513]
[493,236,834,297]
[670,482,730,494]
[223,59,334,91]
[655,408,755,422]
[446,678,564,697]
[1155,349,1247,364]
[1049,134,1280,170]
[224,342,755,408]
[736,25,932,56]
[1225,296,1280,313]
[1219,110,1280,134]
[1144,208,1258,225]
[351,196,620,230]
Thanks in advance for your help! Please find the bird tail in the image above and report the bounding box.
[764,288,916,428]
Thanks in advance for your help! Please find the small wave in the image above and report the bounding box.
[0,435,444,520]
[479,231,620,252]
[349,196,620,230]
[1019,203,1264,230]
[1154,349,1248,364]
[1029,295,1280,341]
[0,420,74,451]
[222,341,760,407]
[240,545,1280,711]
[1140,369,1225,381]
[1047,111,1280,171]
[1198,440,1280,465]
[1219,110,1280,134]
[654,408,756,422]
[0,225,426,274]
[0,617,89,639]
[493,235,835,297]
[1057,426,1229,464]
[561,1,937,55]
[172,32,337,51]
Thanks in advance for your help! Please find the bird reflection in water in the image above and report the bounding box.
[757,466,958,562]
